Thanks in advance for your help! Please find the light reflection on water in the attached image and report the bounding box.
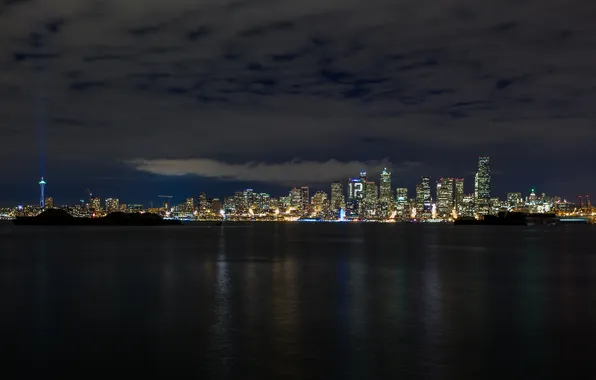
[1,223,596,378]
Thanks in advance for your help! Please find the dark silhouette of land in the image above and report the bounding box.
[454,212,557,226]
[13,209,181,226]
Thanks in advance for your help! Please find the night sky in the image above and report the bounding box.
[1,0,595,206]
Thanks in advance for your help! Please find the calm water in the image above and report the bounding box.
[1,222,596,379]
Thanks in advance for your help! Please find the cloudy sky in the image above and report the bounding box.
[1,0,595,205]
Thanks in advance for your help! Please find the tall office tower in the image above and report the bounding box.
[211,198,222,215]
[475,156,492,215]
[416,183,424,212]
[507,193,522,208]
[105,198,120,213]
[330,181,345,214]
[44,197,54,209]
[223,196,235,214]
[378,168,393,218]
[39,177,46,208]
[363,181,378,217]
[420,176,432,215]
[395,188,408,216]
[186,197,195,212]
[347,177,364,218]
[300,187,310,216]
[234,191,247,215]
[197,193,209,215]
[454,178,464,213]
[436,178,455,217]
[290,188,302,209]
[311,191,328,216]
[90,197,101,211]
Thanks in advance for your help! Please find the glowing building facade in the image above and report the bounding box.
[330,181,345,214]
[475,157,492,215]
[436,178,455,217]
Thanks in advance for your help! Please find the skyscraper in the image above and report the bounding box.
[347,177,365,219]
[454,178,464,214]
[330,181,345,214]
[436,178,455,217]
[379,168,392,218]
[300,186,310,216]
[475,157,492,215]
[395,188,408,216]
[420,176,432,215]
[290,188,301,209]
[363,181,378,218]
[44,197,53,209]
[311,191,328,216]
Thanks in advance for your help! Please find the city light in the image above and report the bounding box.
[2,155,594,224]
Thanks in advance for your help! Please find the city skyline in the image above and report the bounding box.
[5,156,593,213]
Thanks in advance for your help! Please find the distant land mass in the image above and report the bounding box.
[13,209,181,226]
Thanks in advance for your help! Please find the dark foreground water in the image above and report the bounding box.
[1,223,596,379]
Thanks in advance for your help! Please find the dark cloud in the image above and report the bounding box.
[0,0,595,204]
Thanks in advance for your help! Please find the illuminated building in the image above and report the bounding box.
[347,177,364,219]
[186,197,195,212]
[460,194,475,218]
[490,197,501,214]
[312,191,328,216]
[507,193,522,208]
[290,188,301,209]
[44,197,54,209]
[416,176,432,217]
[127,204,143,212]
[90,197,101,211]
[475,157,491,215]
[300,186,310,216]
[436,178,454,217]
[119,204,128,212]
[256,193,269,211]
[105,198,120,213]
[454,178,464,214]
[198,192,210,216]
[416,183,424,213]
[395,188,408,217]
[363,181,378,218]
[280,195,292,210]
[211,198,222,215]
[378,168,393,218]
[330,181,345,214]
[233,191,247,215]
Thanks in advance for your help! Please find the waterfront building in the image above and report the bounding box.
[363,181,378,218]
[436,178,455,217]
[330,181,345,215]
[475,157,491,215]
[300,186,310,216]
[378,168,393,218]
[395,188,408,217]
